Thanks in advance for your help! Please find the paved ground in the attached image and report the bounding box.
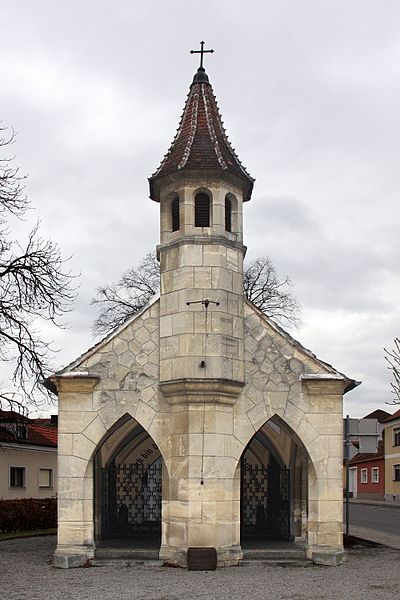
[347,499,400,550]
[350,503,400,536]
[1,536,400,600]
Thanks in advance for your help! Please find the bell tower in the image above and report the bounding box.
[149,48,254,404]
[148,46,254,566]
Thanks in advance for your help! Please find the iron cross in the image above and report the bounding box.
[190,41,214,69]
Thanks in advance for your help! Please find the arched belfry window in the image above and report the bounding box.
[195,193,210,227]
[171,196,180,231]
[225,197,232,232]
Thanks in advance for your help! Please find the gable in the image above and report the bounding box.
[243,299,355,393]
[72,300,159,392]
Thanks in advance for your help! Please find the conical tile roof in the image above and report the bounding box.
[149,67,254,201]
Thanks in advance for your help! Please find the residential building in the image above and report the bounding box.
[383,408,400,502]
[0,410,57,500]
[349,439,384,500]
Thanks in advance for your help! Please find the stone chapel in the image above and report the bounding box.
[48,60,358,569]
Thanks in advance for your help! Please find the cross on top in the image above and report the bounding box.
[190,41,214,70]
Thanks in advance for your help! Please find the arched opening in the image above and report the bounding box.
[225,196,232,232]
[194,192,210,227]
[239,415,309,547]
[171,195,180,231]
[94,414,163,546]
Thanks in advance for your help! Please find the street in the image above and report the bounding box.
[348,503,400,537]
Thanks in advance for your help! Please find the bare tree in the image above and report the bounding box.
[384,337,400,404]
[92,253,301,336]
[243,257,301,327]
[0,126,75,413]
[92,253,159,336]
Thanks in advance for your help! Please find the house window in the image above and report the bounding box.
[16,422,27,439]
[39,468,53,489]
[194,193,210,227]
[360,468,368,484]
[393,427,400,447]
[371,467,379,483]
[171,197,180,232]
[9,466,25,488]
[225,197,232,232]
[394,464,400,482]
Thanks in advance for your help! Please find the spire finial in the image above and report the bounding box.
[190,41,214,70]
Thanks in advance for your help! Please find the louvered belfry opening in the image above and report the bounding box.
[171,196,180,231]
[195,193,210,227]
[225,196,232,232]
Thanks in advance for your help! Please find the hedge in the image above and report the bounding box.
[0,497,57,533]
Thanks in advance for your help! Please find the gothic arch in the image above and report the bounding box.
[235,413,313,542]
[92,413,166,542]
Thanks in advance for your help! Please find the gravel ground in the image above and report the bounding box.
[0,536,399,600]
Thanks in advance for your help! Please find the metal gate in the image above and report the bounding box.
[101,458,162,538]
[240,458,291,540]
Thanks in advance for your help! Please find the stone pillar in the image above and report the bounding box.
[159,388,243,567]
[302,378,346,566]
[52,373,100,569]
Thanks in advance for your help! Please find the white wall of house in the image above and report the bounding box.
[0,444,57,500]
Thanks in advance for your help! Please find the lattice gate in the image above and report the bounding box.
[102,458,162,538]
[240,458,291,540]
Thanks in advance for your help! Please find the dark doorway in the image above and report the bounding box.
[240,455,291,542]
[101,457,162,540]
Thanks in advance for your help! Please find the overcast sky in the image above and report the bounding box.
[1,1,399,417]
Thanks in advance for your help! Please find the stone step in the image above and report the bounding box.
[93,546,310,566]
[242,548,307,561]
[95,548,160,561]
[240,559,313,567]
[91,559,162,568]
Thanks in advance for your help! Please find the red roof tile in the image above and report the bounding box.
[363,409,392,423]
[383,408,400,423]
[0,414,57,448]
[350,439,384,464]
[0,410,29,421]
[29,425,57,446]
[149,68,254,202]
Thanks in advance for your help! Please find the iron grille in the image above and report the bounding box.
[102,458,162,538]
[240,459,291,540]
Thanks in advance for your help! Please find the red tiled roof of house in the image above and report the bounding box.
[0,413,57,448]
[0,410,30,421]
[363,409,392,423]
[29,425,57,447]
[0,426,16,442]
[350,439,384,465]
[383,408,400,423]
[149,67,254,202]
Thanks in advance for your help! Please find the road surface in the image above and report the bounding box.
[348,502,400,538]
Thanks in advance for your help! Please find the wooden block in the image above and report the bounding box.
[187,547,217,570]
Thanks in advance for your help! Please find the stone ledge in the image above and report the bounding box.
[160,378,244,404]
[157,235,246,255]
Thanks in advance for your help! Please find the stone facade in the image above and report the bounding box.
[52,295,349,568]
[50,64,355,569]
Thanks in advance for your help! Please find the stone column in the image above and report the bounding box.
[302,377,346,566]
[159,385,243,567]
[52,373,100,569]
